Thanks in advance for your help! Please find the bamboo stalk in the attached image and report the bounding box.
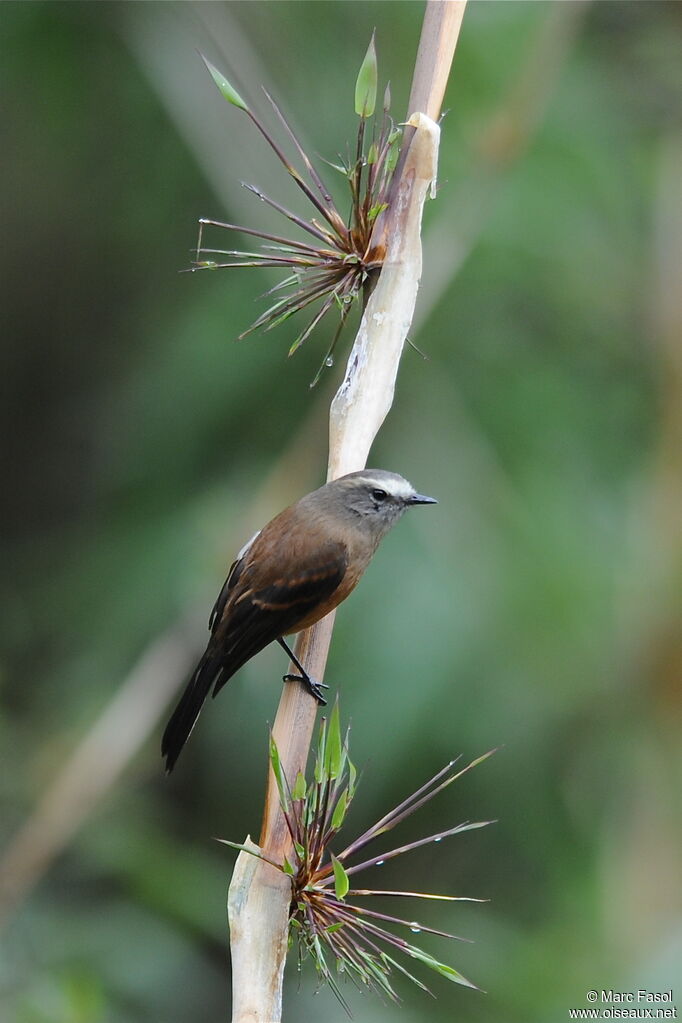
[227,4,467,1020]
[407,0,467,121]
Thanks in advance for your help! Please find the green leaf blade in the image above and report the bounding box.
[314,715,327,784]
[324,698,343,779]
[292,770,307,801]
[201,54,248,112]
[331,854,350,900]
[355,33,378,118]
[405,944,480,990]
[269,734,290,811]
[331,788,350,831]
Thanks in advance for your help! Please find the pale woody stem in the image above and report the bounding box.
[228,5,468,1021]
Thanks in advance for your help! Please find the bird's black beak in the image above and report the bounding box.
[407,493,438,505]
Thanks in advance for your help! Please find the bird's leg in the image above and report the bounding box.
[277,637,328,705]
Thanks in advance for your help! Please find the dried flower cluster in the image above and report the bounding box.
[221,702,493,1012]
[194,36,401,384]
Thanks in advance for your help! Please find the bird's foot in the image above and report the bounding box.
[283,672,329,705]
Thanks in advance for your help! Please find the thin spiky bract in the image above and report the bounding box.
[194,43,401,385]
[219,701,494,1013]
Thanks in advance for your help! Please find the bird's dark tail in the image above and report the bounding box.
[161,649,223,772]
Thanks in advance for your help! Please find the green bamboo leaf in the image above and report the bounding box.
[368,202,388,223]
[331,788,349,831]
[288,332,307,357]
[386,133,401,174]
[201,54,248,111]
[355,33,377,118]
[347,758,358,799]
[214,839,281,871]
[314,715,328,784]
[343,724,354,775]
[332,854,350,899]
[325,699,343,779]
[292,770,307,801]
[377,948,429,997]
[269,734,289,810]
[405,945,479,990]
[282,855,295,876]
[318,155,349,176]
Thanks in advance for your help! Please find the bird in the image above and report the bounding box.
[161,469,437,771]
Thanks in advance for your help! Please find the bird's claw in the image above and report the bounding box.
[283,673,329,705]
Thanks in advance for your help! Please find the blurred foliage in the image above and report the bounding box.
[1,2,681,1022]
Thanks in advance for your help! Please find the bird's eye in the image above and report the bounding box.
[371,488,388,502]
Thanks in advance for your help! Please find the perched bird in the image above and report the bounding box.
[162,469,436,771]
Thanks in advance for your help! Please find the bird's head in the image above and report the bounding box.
[318,469,437,542]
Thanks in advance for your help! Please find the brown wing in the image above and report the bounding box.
[208,554,244,632]
[162,509,347,772]
[210,540,347,696]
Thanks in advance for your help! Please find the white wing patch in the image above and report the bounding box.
[236,529,261,561]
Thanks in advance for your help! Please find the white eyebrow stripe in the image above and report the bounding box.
[357,475,416,500]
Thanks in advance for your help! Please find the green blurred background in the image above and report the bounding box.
[1,2,681,1021]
